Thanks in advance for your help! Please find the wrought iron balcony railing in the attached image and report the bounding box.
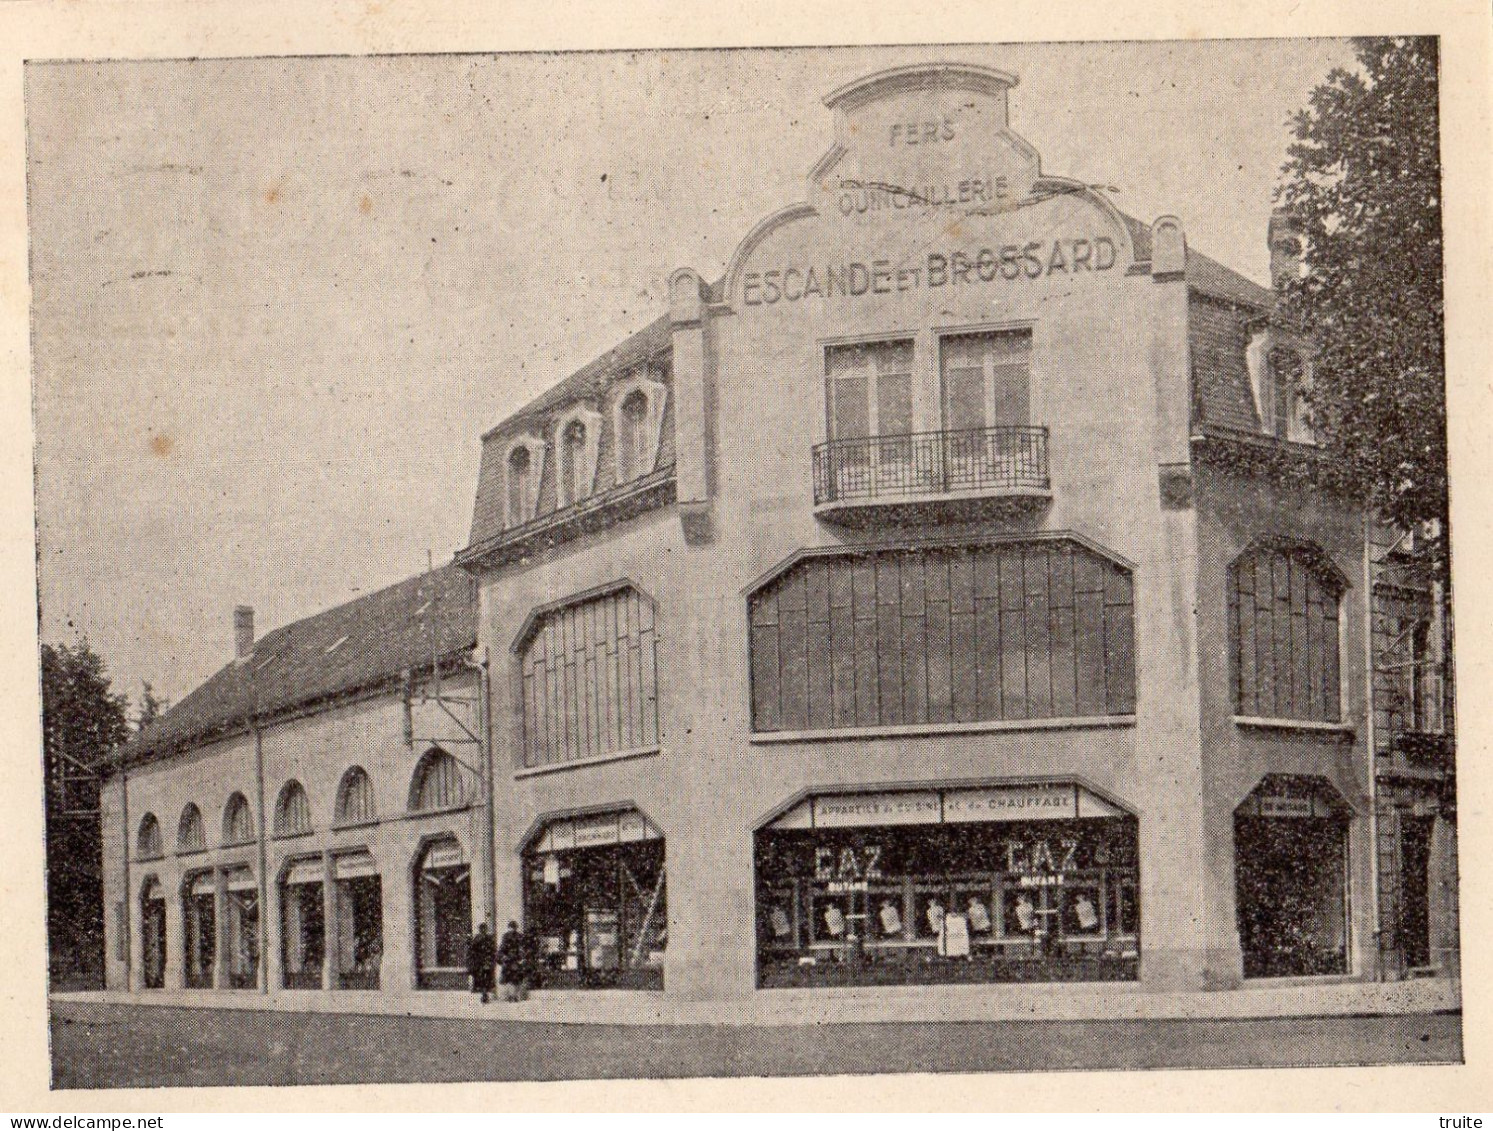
[812,425,1050,507]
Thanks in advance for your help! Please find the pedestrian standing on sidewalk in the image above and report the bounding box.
[468,922,497,1003]
[497,919,528,1002]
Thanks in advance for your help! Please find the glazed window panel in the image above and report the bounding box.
[137,813,163,859]
[177,804,205,852]
[335,766,376,825]
[520,586,659,767]
[1229,545,1342,721]
[223,793,254,845]
[274,780,312,836]
[410,749,465,812]
[748,541,1135,733]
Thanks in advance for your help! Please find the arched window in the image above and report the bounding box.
[554,407,601,507]
[335,766,376,825]
[506,445,532,527]
[222,792,254,845]
[409,748,465,813]
[273,780,312,837]
[516,584,660,768]
[612,372,667,485]
[561,419,587,506]
[177,803,205,852]
[748,539,1135,733]
[137,813,163,859]
[1228,541,1344,722]
[618,391,650,482]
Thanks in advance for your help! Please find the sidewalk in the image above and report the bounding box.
[55,974,1460,1027]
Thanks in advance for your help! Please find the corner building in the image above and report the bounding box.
[456,63,1380,998]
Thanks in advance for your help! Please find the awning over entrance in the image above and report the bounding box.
[767,781,1129,830]
[1235,774,1351,819]
[531,809,663,852]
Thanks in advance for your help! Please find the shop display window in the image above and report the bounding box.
[755,816,1140,987]
[182,878,215,988]
[336,874,383,989]
[139,882,166,989]
[281,880,325,989]
[523,829,665,990]
[225,879,259,988]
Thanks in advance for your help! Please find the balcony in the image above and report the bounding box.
[811,425,1051,525]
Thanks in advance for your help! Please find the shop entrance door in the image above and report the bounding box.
[1399,814,1434,970]
[1235,814,1349,977]
[415,839,471,989]
[140,886,166,989]
[183,876,215,989]
[224,876,260,989]
[281,872,326,989]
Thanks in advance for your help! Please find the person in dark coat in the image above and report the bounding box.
[496,920,528,1002]
[468,922,496,1003]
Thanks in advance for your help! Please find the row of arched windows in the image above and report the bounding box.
[134,750,464,860]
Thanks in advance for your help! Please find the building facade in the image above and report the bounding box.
[100,61,1459,1002]
[101,567,490,993]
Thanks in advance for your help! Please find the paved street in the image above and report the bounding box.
[50,1001,1461,1088]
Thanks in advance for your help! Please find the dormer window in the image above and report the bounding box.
[612,370,668,484]
[503,436,546,528]
[1247,336,1315,445]
[554,407,602,507]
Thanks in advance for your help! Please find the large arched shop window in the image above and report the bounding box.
[136,813,163,859]
[273,780,312,836]
[222,791,254,846]
[335,766,376,825]
[408,748,465,813]
[748,539,1135,733]
[1228,541,1344,722]
[516,584,659,768]
[176,803,205,852]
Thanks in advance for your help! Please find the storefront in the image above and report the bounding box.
[139,878,166,989]
[333,851,383,989]
[522,809,667,990]
[280,858,325,989]
[1234,776,1350,978]
[755,783,1139,987]
[182,871,215,989]
[223,866,260,989]
[415,836,471,989]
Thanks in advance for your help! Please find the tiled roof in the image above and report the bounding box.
[124,565,477,765]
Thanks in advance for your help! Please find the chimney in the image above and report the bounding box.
[234,605,255,660]
[1268,209,1302,292]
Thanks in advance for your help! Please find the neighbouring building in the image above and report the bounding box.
[101,566,487,992]
[99,60,1458,1001]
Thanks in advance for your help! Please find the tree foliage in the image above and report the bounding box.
[41,640,129,988]
[1275,37,1445,543]
[42,640,130,790]
[135,680,165,733]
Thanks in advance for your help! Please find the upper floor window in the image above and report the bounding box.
[222,791,254,845]
[335,765,376,825]
[504,437,545,528]
[409,748,465,812]
[177,803,205,852]
[825,339,912,442]
[1229,542,1344,722]
[555,408,602,507]
[137,813,163,859]
[613,368,669,484]
[940,329,1031,431]
[748,539,1135,734]
[273,780,312,837]
[516,583,659,768]
[1247,340,1315,445]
